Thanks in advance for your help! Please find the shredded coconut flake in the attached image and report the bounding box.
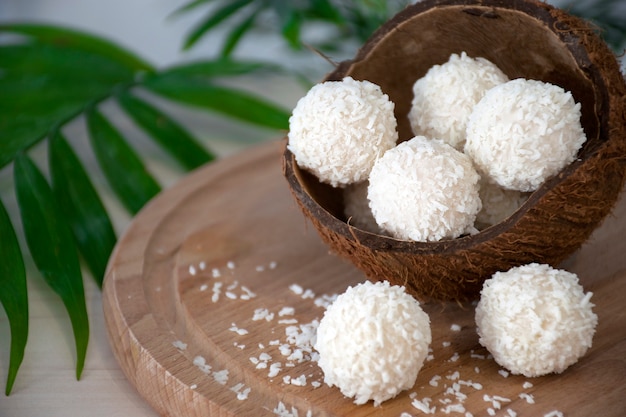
[172,340,187,351]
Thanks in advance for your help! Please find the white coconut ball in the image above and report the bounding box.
[464,78,587,192]
[315,280,431,406]
[368,136,482,242]
[475,263,597,377]
[288,76,398,187]
[408,52,509,150]
[475,176,529,229]
[343,181,383,234]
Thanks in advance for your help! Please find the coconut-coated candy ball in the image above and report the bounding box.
[475,263,597,377]
[315,280,431,406]
[464,78,587,192]
[408,52,508,151]
[287,76,398,187]
[368,136,481,242]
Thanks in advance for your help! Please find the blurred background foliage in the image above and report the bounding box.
[0,0,624,396]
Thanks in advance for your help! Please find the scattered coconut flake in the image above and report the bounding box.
[442,341,451,347]
[429,375,441,387]
[498,370,510,378]
[412,397,436,414]
[240,286,256,300]
[225,291,238,300]
[289,284,303,295]
[229,324,249,336]
[522,381,534,389]
[227,261,236,269]
[447,371,460,381]
[211,282,222,303]
[273,401,307,417]
[483,394,511,410]
[211,268,221,278]
[199,261,206,270]
[212,369,229,385]
[449,352,460,362]
[269,261,278,269]
[450,324,462,332]
[506,409,517,417]
[302,288,315,299]
[256,265,265,272]
[470,351,487,359]
[190,384,197,390]
[172,340,187,351]
[314,293,337,308]
[199,284,208,291]
[252,308,275,322]
[268,362,282,378]
[193,356,211,374]
[279,307,295,316]
[544,411,564,417]
[291,375,307,386]
[519,393,535,404]
[189,265,197,276]
[442,403,466,414]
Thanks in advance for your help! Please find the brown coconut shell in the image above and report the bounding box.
[283,0,626,301]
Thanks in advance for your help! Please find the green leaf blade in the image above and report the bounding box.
[86,108,161,215]
[0,23,154,72]
[220,8,261,58]
[0,198,28,395]
[117,91,215,170]
[0,40,142,169]
[161,58,282,79]
[49,131,117,287]
[182,0,254,50]
[13,154,89,380]
[144,74,290,130]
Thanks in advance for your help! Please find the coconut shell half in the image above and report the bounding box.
[283,0,626,301]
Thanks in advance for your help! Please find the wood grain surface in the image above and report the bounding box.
[102,140,626,417]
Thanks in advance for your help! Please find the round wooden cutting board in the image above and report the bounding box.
[103,140,626,417]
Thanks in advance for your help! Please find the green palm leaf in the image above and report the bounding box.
[144,72,290,130]
[182,0,254,50]
[86,107,161,215]
[14,154,89,380]
[0,23,154,72]
[49,131,117,287]
[0,198,28,395]
[0,40,139,169]
[117,91,215,170]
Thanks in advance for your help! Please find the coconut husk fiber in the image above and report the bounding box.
[282,0,626,301]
